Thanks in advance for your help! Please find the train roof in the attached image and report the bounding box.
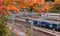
[32,18,60,24]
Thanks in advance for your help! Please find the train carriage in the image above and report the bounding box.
[33,19,60,32]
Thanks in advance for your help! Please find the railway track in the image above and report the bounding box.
[8,19,55,36]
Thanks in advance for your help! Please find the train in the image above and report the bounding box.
[33,19,60,32]
[19,12,60,32]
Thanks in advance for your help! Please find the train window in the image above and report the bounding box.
[57,24,60,32]
[41,22,46,24]
[37,21,41,25]
[52,23,57,29]
[58,24,60,29]
[40,22,45,26]
[41,22,50,24]
[45,22,50,26]
[41,22,48,26]
[33,20,38,25]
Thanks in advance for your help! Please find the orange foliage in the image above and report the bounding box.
[27,1,33,6]
[38,8,47,13]
[0,0,20,16]
[43,5,50,10]
[0,0,4,3]
[20,1,24,5]
[7,6,19,13]
[33,6,39,11]
[7,0,12,4]
[20,5,25,8]
[33,0,44,4]
[20,5,29,8]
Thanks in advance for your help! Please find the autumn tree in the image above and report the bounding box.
[0,0,20,36]
[49,3,60,13]
[0,0,11,36]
